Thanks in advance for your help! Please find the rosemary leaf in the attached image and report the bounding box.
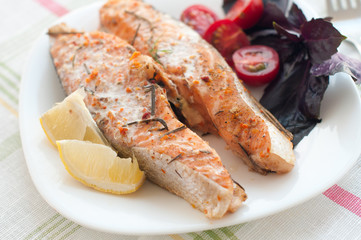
[199,150,211,154]
[215,110,224,115]
[168,153,182,164]
[124,10,153,27]
[83,63,90,75]
[123,118,168,131]
[47,31,84,36]
[144,84,156,116]
[131,23,141,46]
[161,125,187,138]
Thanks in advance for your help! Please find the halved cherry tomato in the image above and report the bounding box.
[232,45,280,86]
[180,5,219,37]
[226,0,264,29]
[204,19,250,64]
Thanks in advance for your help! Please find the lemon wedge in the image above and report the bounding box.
[57,140,145,194]
[40,89,108,146]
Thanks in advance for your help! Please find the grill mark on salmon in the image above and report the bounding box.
[49,24,246,219]
[99,0,295,174]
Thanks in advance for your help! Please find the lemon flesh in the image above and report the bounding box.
[40,89,108,146]
[57,140,145,194]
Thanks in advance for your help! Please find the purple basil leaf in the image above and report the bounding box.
[260,57,329,145]
[287,3,307,28]
[254,2,290,29]
[311,52,361,83]
[251,1,345,146]
[301,18,346,64]
[273,21,301,42]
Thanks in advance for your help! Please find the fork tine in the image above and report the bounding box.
[346,0,354,9]
[355,0,360,8]
[327,0,361,20]
[326,0,335,15]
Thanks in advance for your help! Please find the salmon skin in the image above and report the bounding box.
[99,0,296,175]
[49,24,246,219]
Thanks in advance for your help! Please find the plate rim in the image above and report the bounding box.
[18,0,361,235]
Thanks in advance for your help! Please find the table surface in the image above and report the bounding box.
[1,0,360,239]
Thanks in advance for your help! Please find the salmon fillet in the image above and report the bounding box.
[99,0,296,174]
[49,24,246,218]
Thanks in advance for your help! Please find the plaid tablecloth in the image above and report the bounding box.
[1,0,360,239]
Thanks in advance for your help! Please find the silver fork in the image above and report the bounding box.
[326,0,361,54]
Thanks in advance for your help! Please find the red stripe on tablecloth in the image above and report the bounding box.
[323,184,361,217]
[34,0,68,17]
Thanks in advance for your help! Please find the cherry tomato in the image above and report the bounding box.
[204,19,250,64]
[232,45,280,86]
[180,4,219,37]
[226,0,264,29]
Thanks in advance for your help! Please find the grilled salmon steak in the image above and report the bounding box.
[99,0,295,174]
[49,24,246,218]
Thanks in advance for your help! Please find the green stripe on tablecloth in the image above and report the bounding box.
[47,221,74,240]
[34,217,67,240]
[24,213,61,240]
[0,131,21,161]
[0,81,18,104]
[0,71,19,91]
[219,223,246,240]
[58,225,81,240]
[204,230,222,240]
[0,62,21,81]
[219,227,238,240]
[188,232,203,240]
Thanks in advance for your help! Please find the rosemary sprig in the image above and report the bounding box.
[131,23,141,46]
[123,118,168,131]
[148,35,172,64]
[124,10,153,27]
[161,125,187,138]
[149,38,161,64]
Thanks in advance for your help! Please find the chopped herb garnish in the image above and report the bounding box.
[215,110,224,115]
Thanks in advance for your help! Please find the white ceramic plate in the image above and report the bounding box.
[19,0,361,235]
